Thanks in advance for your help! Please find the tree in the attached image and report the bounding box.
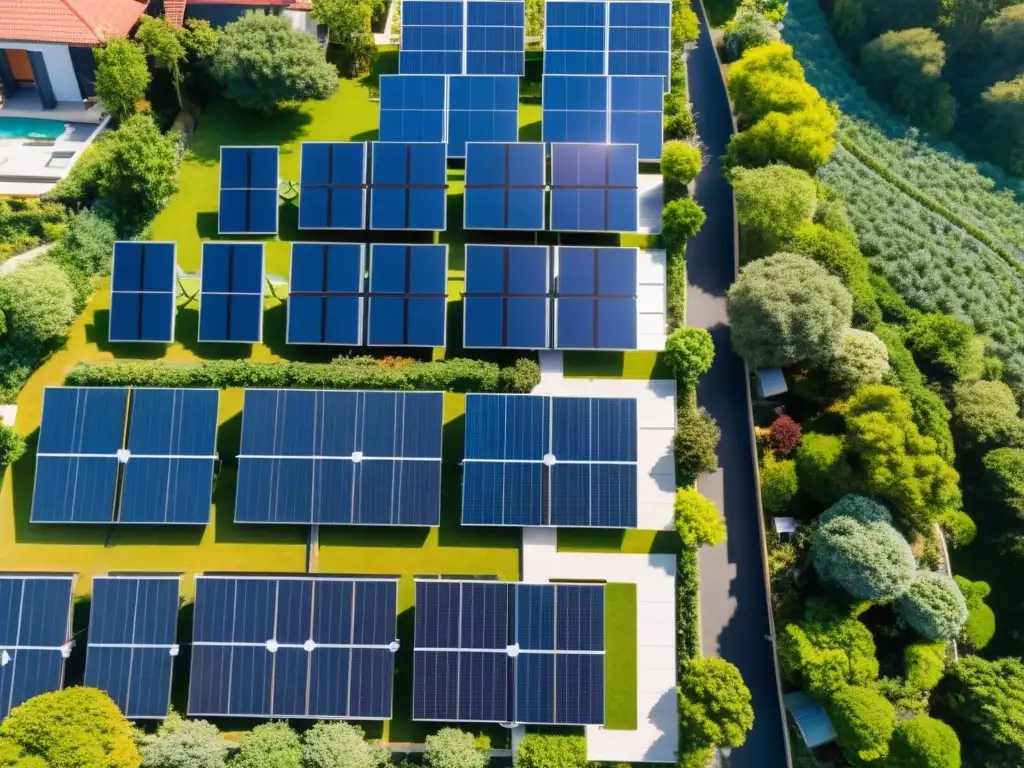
[981,447,1024,528]
[731,72,821,125]
[794,432,854,504]
[525,0,544,37]
[760,453,797,513]
[212,11,338,111]
[0,424,25,467]
[677,658,755,750]
[229,723,301,768]
[660,197,706,255]
[513,734,586,768]
[0,261,76,352]
[898,571,968,641]
[978,5,1024,87]
[811,495,917,601]
[952,380,1024,456]
[135,15,187,107]
[661,141,702,198]
[672,2,700,50]
[0,688,140,768]
[980,75,1024,175]
[51,210,117,276]
[663,327,714,387]
[727,43,806,119]
[141,713,230,768]
[311,0,377,77]
[724,8,781,61]
[727,252,853,368]
[300,722,390,768]
[93,38,151,120]
[732,165,817,257]
[725,102,837,172]
[97,114,179,235]
[768,415,802,455]
[904,641,946,692]
[906,313,977,382]
[674,487,727,548]
[888,716,961,768]
[674,406,721,484]
[954,576,995,651]
[826,685,897,763]
[423,729,487,768]
[825,328,890,393]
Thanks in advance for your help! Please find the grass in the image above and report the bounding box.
[604,582,639,730]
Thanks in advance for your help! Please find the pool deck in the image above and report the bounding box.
[0,116,108,197]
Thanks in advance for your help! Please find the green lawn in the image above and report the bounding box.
[605,583,639,730]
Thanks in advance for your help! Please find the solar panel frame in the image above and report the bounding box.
[369,142,449,231]
[198,242,266,344]
[366,244,449,347]
[400,0,526,76]
[542,0,607,76]
[465,0,526,75]
[378,75,449,144]
[462,244,552,349]
[608,0,672,90]
[297,142,368,230]
[463,142,546,230]
[286,243,366,346]
[399,0,466,75]
[218,146,280,236]
[446,76,520,158]
[549,142,639,232]
[108,241,178,344]
[553,246,639,350]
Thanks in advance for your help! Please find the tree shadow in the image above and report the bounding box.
[196,212,219,239]
[187,103,315,163]
[518,120,542,141]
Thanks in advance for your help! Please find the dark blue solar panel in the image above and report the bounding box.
[544,0,606,75]
[465,1,526,75]
[608,1,672,89]
[235,390,443,525]
[542,75,608,144]
[367,244,448,346]
[400,0,524,75]
[447,76,519,157]
[609,75,664,160]
[399,0,464,74]
[189,576,397,719]
[219,147,279,235]
[464,143,545,230]
[109,242,176,343]
[287,243,365,346]
[379,76,448,143]
[555,246,638,349]
[298,143,367,230]
[463,245,550,349]
[549,143,639,232]
[369,142,447,230]
[85,576,180,718]
[199,243,265,343]
[0,575,74,720]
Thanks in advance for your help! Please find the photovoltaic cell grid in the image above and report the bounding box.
[555,246,638,349]
[287,243,365,346]
[463,245,550,349]
[109,242,177,343]
[413,580,605,724]
[235,390,443,526]
[0,575,75,721]
[462,393,638,527]
[31,387,220,524]
[609,0,672,87]
[464,142,545,230]
[84,576,180,719]
[368,244,448,347]
[298,142,368,230]
[199,243,265,343]
[543,0,605,75]
[189,576,398,719]
[370,143,447,230]
[400,0,526,75]
[549,143,639,232]
[378,75,448,144]
[219,146,279,235]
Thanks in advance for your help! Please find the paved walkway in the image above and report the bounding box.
[0,242,53,276]
[685,2,789,765]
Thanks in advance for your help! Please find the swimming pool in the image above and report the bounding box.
[0,116,67,140]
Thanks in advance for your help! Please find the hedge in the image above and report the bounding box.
[677,547,700,667]
[64,356,541,393]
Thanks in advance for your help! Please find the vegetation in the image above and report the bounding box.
[795,432,855,504]
[0,261,77,353]
[951,380,1024,456]
[0,424,25,467]
[897,572,969,641]
[300,722,391,768]
[677,658,755,751]
[887,716,962,768]
[140,714,230,768]
[0,199,68,263]
[93,37,151,119]
[732,164,817,258]
[660,198,707,254]
[825,328,890,392]
[768,414,802,455]
[673,406,722,484]
[513,734,586,768]
[312,0,378,77]
[423,729,488,768]
[674,487,727,548]
[760,453,798,513]
[661,140,703,197]
[825,685,897,763]
[229,723,301,768]
[663,327,714,387]
[954,576,995,651]
[904,641,946,693]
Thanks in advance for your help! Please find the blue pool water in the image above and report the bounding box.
[0,116,67,140]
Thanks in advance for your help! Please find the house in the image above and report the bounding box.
[161,0,321,39]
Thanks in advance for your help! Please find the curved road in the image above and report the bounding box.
[684,4,790,766]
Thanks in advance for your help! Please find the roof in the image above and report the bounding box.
[164,0,187,27]
[756,367,788,397]
[784,692,837,749]
[165,0,312,27]
[0,0,149,45]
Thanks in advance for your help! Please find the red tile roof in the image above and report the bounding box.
[0,0,149,44]
[165,0,187,28]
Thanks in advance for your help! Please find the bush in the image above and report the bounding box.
[677,658,755,750]
[795,432,855,504]
[50,210,117,276]
[0,424,26,466]
[513,734,585,768]
[661,140,703,198]
[141,713,230,768]
[300,722,391,768]
[423,729,488,768]
[674,487,727,547]
[732,165,817,258]
[904,641,946,692]
[954,576,995,651]
[727,43,806,119]
[661,197,706,255]
[760,453,798,513]
[725,102,837,172]
[941,509,977,547]
[825,685,897,763]
[952,380,1024,456]
[672,1,699,49]
[906,313,977,383]
[887,716,961,768]
[673,406,721,484]
[93,38,150,119]
[677,547,700,661]
[825,328,890,393]
[497,357,540,393]
[898,572,968,641]
[724,8,781,61]
[664,102,697,139]
[43,138,111,210]
[768,414,802,455]
[0,261,77,353]
[663,327,714,386]
[981,447,1024,528]
[230,723,300,768]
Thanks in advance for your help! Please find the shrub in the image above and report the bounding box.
[760,453,798,513]
[886,716,961,768]
[93,38,150,119]
[952,380,1024,456]
[825,685,897,763]
[731,72,821,127]
[50,210,117,276]
[43,137,111,210]
[904,641,946,692]
[674,487,727,548]
[677,547,700,661]
[981,447,1024,528]
[728,252,852,368]
[941,509,977,548]
[300,722,391,768]
[906,313,977,383]
[0,424,26,467]
[898,572,968,641]
[671,2,699,49]
[825,328,890,393]
[661,140,702,198]
[954,576,995,651]
[724,8,781,61]
[661,197,706,255]
[513,734,586,768]
[141,713,230,768]
[230,723,300,768]
[497,357,540,393]
[726,43,806,119]
[768,414,802,455]
[725,102,837,172]
[664,103,697,139]
[732,165,817,258]
[673,406,721,484]
[795,432,855,504]
[663,327,714,386]
[423,728,488,768]
[677,658,755,750]
[0,261,77,353]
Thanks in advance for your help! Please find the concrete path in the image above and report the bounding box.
[0,242,53,276]
[685,2,789,765]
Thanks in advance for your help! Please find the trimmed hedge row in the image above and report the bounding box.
[677,547,701,667]
[64,356,541,393]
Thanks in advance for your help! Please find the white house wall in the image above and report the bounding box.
[0,41,82,102]
[282,9,319,37]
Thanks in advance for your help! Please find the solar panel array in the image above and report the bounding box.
[555,246,638,349]
[287,243,365,346]
[189,575,398,719]
[550,143,639,232]
[413,580,605,724]
[298,142,368,230]
[462,393,639,527]
[235,390,443,526]
[109,242,177,343]
[84,575,180,719]
[463,245,551,349]
[464,143,546,230]
[370,142,448,230]
[218,146,279,236]
[400,0,526,75]
[368,244,449,346]
[199,243,266,344]
[0,575,74,720]
[31,387,220,524]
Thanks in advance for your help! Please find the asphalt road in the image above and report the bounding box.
[684,5,790,766]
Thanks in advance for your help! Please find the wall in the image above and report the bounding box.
[67,45,96,99]
[0,41,81,102]
[282,8,324,39]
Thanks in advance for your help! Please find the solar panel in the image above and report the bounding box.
[543,0,606,75]
[609,75,664,160]
[464,142,545,230]
[199,243,265,343]
[287,243,365,346]
[379,75,448,144]
[463,245,551,349]
[369,143,448,230]
[400,0,525,75]
[446,76,519,158]
[461,393,638,527]
[465,0,526,75]
[298,142,368,230]
[235,390,443,525]
[549,143,639,232]
[189,575,398,719]
[84,575,180,719]
[218,146,279,235]
[31,387,220,524]
[0,574,75,720]
[554,246,638,349]
[367,244,448,347]
[413,580,605,724]
[109,242,177,343]
[609,0,672,88]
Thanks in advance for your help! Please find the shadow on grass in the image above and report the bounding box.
[188,103,314,163]
[359,47,399,98]
[174,306,257,360]
[85,309,167,359]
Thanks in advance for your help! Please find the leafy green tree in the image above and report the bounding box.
[423,729,488,768]
[941,509,977,548]
[794,432,855,504]
[938,0,1002,51]
[898,571,968,641]
[660,197,706,255]
[727,252,853,368]
[513,734,585,768]
[136,15,187,107]
[760,453,797,513]
[141,713,229,768]
[673,406,721,484]
[183,18,221,62]
[311,0,377,76]
[525,0,544,36]
[981,447,1024,527]
[726,42,806,118]
[953,576,995,651]
[724,8,781,61]
[732,165,817,257]
[732,72,821,126]
[952,380,1024,456]
[725,102,837,172]
[0,261,76,352]
[661,140,702,198]
[906,313,977,382]
[677,658,755,750]
[300,722,390,768]
[93,38,151,120]
[674,487,727,548]
[51,210,117,276]
[825,328,890,393]
[979,5,1024,86]
[826,685,897,763]
[980,75,1024,175]
[887,716,961,768]
[671,2,699,50]
[0,424,25,467]
[212,11,338,111]
[229,723,301,768]
[904,641,946,692]
[664,327,714,387]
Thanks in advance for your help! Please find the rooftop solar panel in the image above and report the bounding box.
[189,575,398,719]
[413,580,605,724]
[549,143,639,232]
[399,0,465,74]
[235,390,443,525]
[378,75,448,144]
[464,142,545,230]
[31,387,220,524]
[109,242,177,343]
[554,246,638,349]
[84,575,180,719]
[369,142,448,230]
[462,245,551,349]
[287,243,365,346]
[0,574,75,721]
[367,244,448,347]
[199,243,265,343]
[298,142,368,230]
[543,0,606,75]
[219,146,279,236]
[609,0,672,89]
[446,76,519,158]
[461,393,638,527]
